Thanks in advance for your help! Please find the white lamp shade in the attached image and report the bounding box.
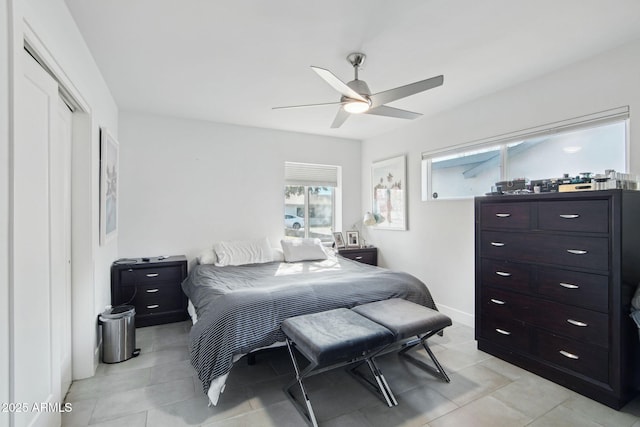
[363,212,377,226]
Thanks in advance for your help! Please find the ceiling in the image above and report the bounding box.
[64,0,640,140]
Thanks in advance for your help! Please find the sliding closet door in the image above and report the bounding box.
[13,50,61,427]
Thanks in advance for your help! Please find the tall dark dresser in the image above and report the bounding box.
[475,190,640,409]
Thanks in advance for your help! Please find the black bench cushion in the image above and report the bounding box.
[281,308,394,365]
[352,298,452,340]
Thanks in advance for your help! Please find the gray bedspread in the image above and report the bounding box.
[181,255,436,398]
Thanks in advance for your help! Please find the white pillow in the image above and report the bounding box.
[196,248,217,265]
[213,237,273,266]
[280,238,328,262]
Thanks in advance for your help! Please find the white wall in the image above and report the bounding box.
[118,112,362,261]
[8,0,119,381]
[362,38,640,326]
[1,0,10,424]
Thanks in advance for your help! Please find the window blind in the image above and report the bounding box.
[284,162,339,187]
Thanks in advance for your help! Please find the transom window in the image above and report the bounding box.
[422,107,629,200]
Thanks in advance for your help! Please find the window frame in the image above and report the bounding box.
[421,107,630,201]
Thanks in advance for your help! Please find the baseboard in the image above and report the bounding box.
[436,303,474,328]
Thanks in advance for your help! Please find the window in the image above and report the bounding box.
[422,107,629,200]
[284,162,340,243]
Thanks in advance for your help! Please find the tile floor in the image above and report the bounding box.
[62,320,640,426]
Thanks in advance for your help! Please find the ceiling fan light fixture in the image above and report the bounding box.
[343,100,370,114]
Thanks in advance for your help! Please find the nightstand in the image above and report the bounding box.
[111,255,188,327]
[338,247,378,266]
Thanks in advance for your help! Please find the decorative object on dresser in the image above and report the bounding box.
[338,246,378,266]
[475,190,640,409]
[372,155,407,230]
[111,255,188,327]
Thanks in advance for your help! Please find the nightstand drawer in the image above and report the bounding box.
[135,284,183,315]
[338,247,377,266]
[119,265,183,286]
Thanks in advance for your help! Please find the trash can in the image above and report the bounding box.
[99,305,136,364]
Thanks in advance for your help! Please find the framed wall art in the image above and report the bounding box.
[100,127,119,245]
[371,154,407,230]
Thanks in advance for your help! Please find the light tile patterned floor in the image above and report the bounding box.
[62,321,640,426]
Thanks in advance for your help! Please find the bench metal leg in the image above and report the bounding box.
[348,358,398,407]
[398,330,450,383]
[284,339,319,427]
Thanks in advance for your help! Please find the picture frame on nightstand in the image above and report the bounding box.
[346,230,360,248]
[332,232,346,248]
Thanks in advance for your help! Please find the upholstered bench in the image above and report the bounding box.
[352,298,452,383]
[281,308,396,426]
[281,300,452,426]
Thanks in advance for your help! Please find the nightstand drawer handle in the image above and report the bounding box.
[495,213,511,218]
[495,328,511,336]
[559,350,579,360]
[490,299,506,305]
[495,271,511,277]
[146,289,159,293]
[559,282,579,289]
[559,214,580,219]
[490,242,505,247]
[567,319,588,327]
[355,256,363,260]
[146,273,159,278]
[566,249,587,255]
[147,304,160,309]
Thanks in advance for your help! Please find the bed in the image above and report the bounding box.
[181,252,436,405]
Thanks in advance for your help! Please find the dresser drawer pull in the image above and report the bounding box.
[559,350,579,360]
[490,242,505,247]
[146,273,160,278]
[567,319,588,327]
[146,289,159,293]
[495,271,512,277]
[559,214,580,219]
[355,256,363,260]
[495,213,511,218]
[559,282,579,289]
[146,304,160,309]
[495,328,511,336]
[566,249,587,255]
[490,299,506,305]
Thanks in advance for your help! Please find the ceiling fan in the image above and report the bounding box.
[273,52,444,128]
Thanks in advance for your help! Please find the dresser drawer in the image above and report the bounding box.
[535,331,608,383]
[533,299,608,348]
[119,265,184,286]
[481,231,609,271]
[481,287,534,323]
[480,316,530,352]
[538,200,609,233]
[480,203,531,229]
[481,259,530,292]
[537,267,608,312]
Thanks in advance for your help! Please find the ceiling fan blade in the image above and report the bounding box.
[272,101,344,110]
[370,75,443,108]
[330,108,350,128]
[311,66,368,102]
[365,105,422,120]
